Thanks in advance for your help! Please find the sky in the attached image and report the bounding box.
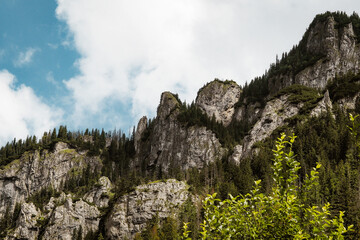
[0,0,360,146]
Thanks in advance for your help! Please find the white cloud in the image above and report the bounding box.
[46,71,61,88]
[48,43,59,49]
[14,47,39,67]
[55,0,360,129]
[0,70,63,146]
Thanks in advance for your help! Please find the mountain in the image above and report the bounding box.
[1,11,360,239]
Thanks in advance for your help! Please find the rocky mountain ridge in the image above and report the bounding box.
[1,11,360,239]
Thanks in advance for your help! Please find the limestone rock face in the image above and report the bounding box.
[106,179,191,239]
[269,16,360,94]
[234,101,263,123]
[241,95,301,158]
[231,90,332,163]
[158,92,180,120]
[310,90,333,117]
[135,91,225,172]
[229,145,243,165]
[135,116,148,151]
[84,176,113,208]
[0,142,101,218]
[6,203,41,240]
[196,80,241,126]
[42,195,100,240]
[337,92,360,110]
[7,175,114,239]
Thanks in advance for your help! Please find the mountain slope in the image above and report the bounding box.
[1,11,360,239]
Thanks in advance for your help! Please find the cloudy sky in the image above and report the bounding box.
[0,0,359,146]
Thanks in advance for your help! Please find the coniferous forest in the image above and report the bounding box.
[2,11,360,239]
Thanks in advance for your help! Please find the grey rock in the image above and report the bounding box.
[241,95,301,158]
[196,80,241,126]
[6,202,41,240]
[310,90,333,117]
[135,116,148,152]
[229,145,243,165]
[42,194,100,240]
[0,142,101,218]
[84,176,113,208]
[135,91,225,172]
[234,101,263,123]
[337,92,360,111]
[106,179,191,239]
[269,16,360,94]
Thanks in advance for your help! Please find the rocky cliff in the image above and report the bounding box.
[0,142,101,219]
[106,179,193,239]
[134,91,225,173]
[195,80,241,126]
[1,11,360,239]
[1,145,192,240]
[269,15,360,94]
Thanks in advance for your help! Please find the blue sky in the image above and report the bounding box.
[0,0,78,103]
[0,0,360,146]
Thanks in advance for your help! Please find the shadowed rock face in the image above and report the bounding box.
[135,91,225,173]
[3,13,360,240]
[196,80,241,126]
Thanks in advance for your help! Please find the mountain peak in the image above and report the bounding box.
[195,79,241,126]
[156,91,181,120]
[267,11,360,95]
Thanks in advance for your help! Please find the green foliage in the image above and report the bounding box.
[159,217,180,240]
[63,165,100,197]
[236,75,269,107]
[272,84,323,123]
[327,73,360,101]
[37,216,51,240]
[0,202,22,237]
[71,226,83,240]
[182,223,192,240]
[184,133,352,239]
[178,198,199,239]
[274,84,321,104]
[27,185,60,211]
[312,11,360,43]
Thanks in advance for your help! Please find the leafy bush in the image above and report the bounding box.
[184,133,352,239]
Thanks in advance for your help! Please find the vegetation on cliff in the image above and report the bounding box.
[1,11,360,239]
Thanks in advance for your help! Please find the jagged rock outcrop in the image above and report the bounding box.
[84,176,113,208]
[0,142,101,218]
[106,179,192,239]
[234,101,263,123]
[337,92,360,110]
[42,194,100,240]
[241,95,302,158]
[232,90,331,163]
[269,16,360,94]
[196,80,241,126]
[7,175,114,239]
[310,90,333,117]
[135,92,225,173]
[229,145,243,165]
[134,116,148,151]
[3,11,360,240]
[6,203,41,240]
